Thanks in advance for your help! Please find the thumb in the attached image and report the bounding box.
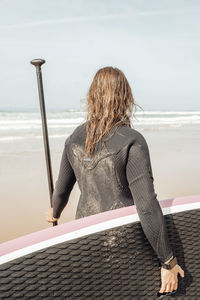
[178,266,184,278]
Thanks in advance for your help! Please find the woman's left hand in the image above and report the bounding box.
[45,207,59,223]
[159,263,184,293]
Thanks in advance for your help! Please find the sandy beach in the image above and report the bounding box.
[0,121,200,244]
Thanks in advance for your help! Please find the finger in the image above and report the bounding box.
[179,267,184,278]
[50,217,58,222]
[47,216,53,222]
[165,283,171,293]
[178,267,184,277]
[174,280,178,291]
[170,281,176,292]
[159,282,167,293]
[48,219,54,223]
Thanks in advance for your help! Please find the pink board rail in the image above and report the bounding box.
[0,194,200,265]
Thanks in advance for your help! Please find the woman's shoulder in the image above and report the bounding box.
[119,125,149,147]
[72,121,87,135]
[65,121,87,145]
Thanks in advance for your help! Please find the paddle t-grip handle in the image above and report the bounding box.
[30,59,46,68]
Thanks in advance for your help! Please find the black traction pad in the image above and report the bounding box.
[0,209,199,299]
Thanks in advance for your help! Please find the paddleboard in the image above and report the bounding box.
[0,194,200,299]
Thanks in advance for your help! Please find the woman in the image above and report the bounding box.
[46,66,184,295]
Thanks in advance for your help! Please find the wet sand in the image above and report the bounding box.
[0,124,200,243]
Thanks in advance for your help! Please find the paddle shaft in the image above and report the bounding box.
[30,59,57,226]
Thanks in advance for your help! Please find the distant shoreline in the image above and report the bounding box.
[0,109,200,113]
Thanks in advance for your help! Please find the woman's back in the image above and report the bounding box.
[66,121,153,219]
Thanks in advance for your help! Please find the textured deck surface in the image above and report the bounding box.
[0,207,200,299]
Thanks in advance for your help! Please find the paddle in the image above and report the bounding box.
[30,59,57,226]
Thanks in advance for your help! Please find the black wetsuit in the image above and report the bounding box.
[52,121,173,263]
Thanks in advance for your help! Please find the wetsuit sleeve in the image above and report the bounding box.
[126,142,173,264]
[52,139,76,218]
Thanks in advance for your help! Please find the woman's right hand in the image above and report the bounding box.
[45,207,59,223]
[159,264,184,294]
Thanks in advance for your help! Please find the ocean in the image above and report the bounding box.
[0,110,200,148]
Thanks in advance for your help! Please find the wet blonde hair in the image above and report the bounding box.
[83,66,142,159]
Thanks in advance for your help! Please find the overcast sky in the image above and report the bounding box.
[0,0,199,112]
